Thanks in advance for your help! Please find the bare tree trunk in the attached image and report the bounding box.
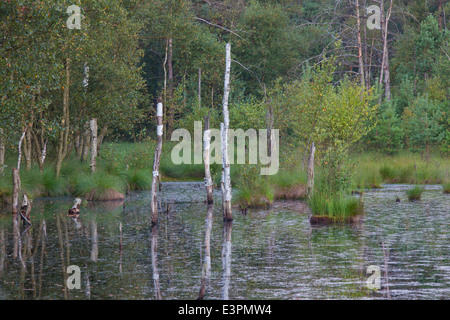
[221,43,233,222]
[17,128,27,172]
[89,118,97,173]
[24,128,32,171]
[265,97,273,158]
[167,38,175,138]
[12,168,21,215]
[81,121,90,163]
[0,128,5,175]
[56,58,71,177]
[151,100,163,226]
[356,0,365,87]
[198,68,202,107]
[204,114,214,204]
[378,0,393,102]
[306,142,315,198]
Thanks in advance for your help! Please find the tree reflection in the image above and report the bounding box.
[222,220,232,300]
[151,224,162,300]
[198,204,213,300]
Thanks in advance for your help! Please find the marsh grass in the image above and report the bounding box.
[443,182,450,194]
[269,170,308,199]
[406,185,425,201]
[308,192,363,222]
[120,169,152,191]
[352,152,448,186]
[72,171,126,201]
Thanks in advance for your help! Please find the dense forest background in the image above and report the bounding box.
[1,0,449,177]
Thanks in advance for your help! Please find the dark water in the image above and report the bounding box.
[0,182,448,300]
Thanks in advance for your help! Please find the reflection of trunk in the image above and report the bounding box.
[198,204,214,300]
[203,115,214,204]
[221,221,232,300]
[151,224,162,300]
[221,43,233,222]
[55,211,69,299]
[91,220,98,262]
[151,100,163,225]
[381,241,391,299]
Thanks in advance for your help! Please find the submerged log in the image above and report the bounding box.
[68,198,82,215]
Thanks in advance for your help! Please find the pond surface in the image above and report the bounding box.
[0,182,448,300]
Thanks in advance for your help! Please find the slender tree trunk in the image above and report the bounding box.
[378,0,392,102]
[89,119,97,173]
[204,114,214,204]
[97,125,108,155]
[24,128,32,171]
[266,97,273,158]
[166,38,175,138]
[12,168,21,215]
[81,121,90,163]
[356,0,365,87]
[198,68,202,107]
[306,142,315,198]
[221,43,232,222]
[56,58,71,177]
[151,100,163,225]
[0,129,5,175]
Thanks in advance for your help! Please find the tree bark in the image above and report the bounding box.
[356,0,365,87]
[0,128,5,175]
[221,43,233,222]
[166,38,175,138]
[151,100,164,225]
[12,168,21,215]
[81,121,90,163]
[306,142,315,198]
[89,118,98,173]
[379,0,393,102]
[56,58,71,177]
[204,114,214,204]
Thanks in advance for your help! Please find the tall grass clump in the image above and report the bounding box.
[308,191,363,222]
[406,185,425,201]
[121,169,152,191]
[234,165,274,209]
[269,170,308,199]
[443,182,450,194]
[72,171,126,201]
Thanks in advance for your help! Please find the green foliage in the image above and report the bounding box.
[308,191,363,221]
[406,185,425,201]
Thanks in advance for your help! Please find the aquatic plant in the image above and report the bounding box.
[308,191,363,223]
[406,185,425,201]
[121,169,152,191]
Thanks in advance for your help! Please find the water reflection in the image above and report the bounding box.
[198,204,213,300]
[0,183,448,299]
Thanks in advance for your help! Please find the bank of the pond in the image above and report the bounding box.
[1,142,448,209]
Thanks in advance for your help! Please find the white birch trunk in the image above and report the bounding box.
[306,142,315,198]
[89,118,97,173]
[221,43,233,221]
[151,101,164,225]
[203,115,214,204]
